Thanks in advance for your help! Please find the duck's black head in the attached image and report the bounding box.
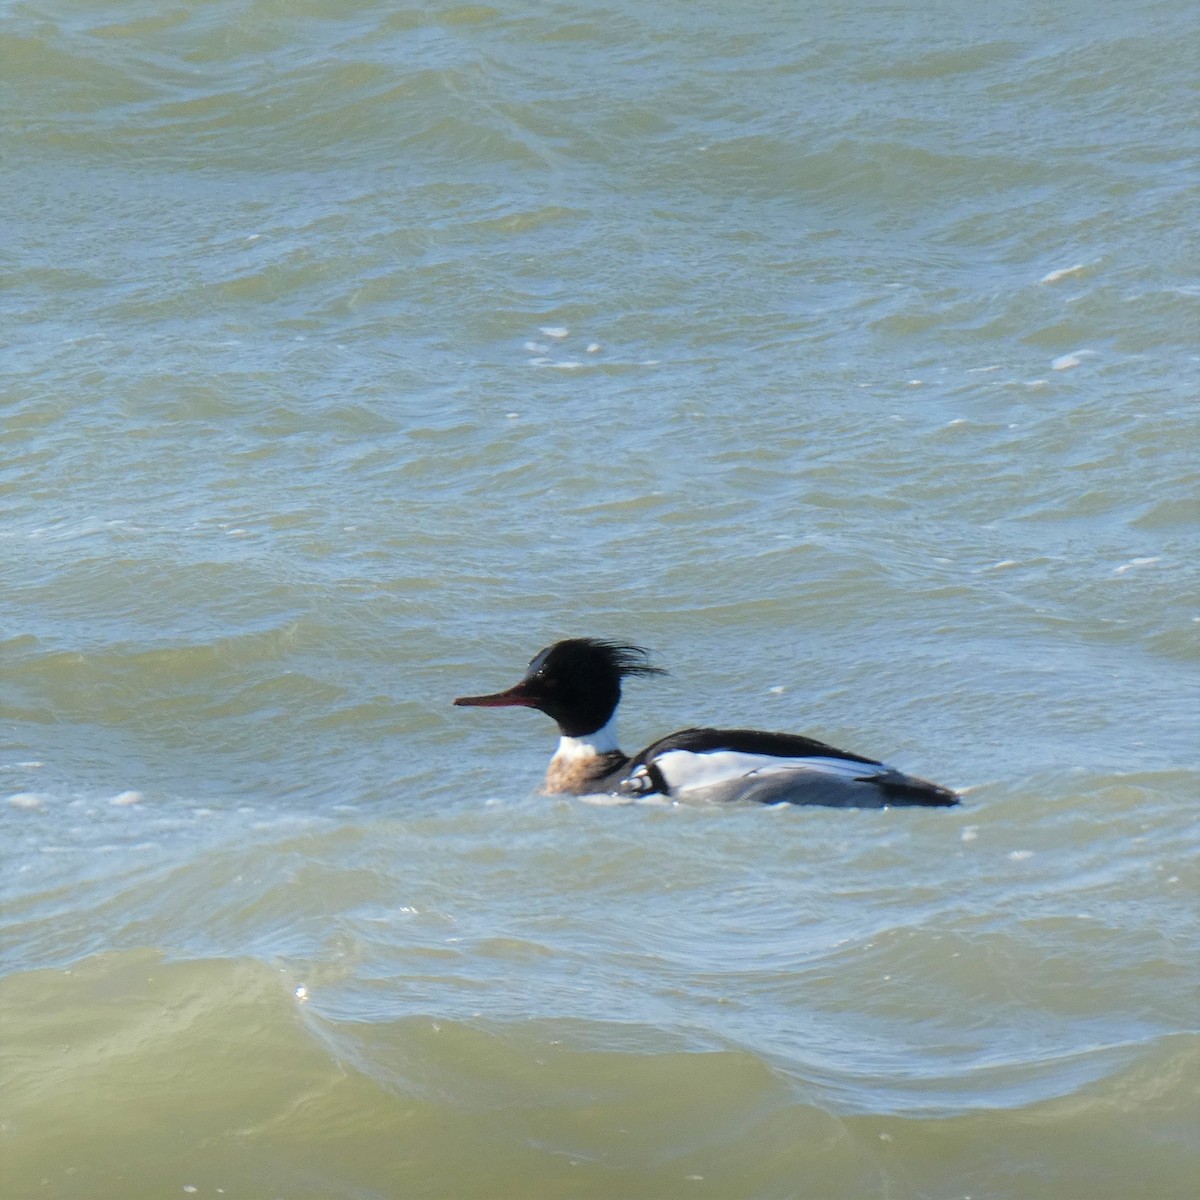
[454,638,665,737]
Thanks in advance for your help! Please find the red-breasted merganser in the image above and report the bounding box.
[454,638,958,807]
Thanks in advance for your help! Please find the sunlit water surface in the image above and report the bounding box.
[2,2,1197,1197]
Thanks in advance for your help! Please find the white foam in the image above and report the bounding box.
[1041,263,1086,284]
[8,792,45,810]
[110,791,143,806]
[1051,349,1095,370]
[540,326,569,339]
[1113,557,1160,575]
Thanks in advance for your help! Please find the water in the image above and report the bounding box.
[2,1,1198,1196]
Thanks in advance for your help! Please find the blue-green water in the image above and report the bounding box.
[2,2,1198,1197]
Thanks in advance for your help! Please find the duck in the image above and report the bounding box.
[454,638,958,807]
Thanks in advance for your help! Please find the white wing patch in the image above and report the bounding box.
[652,750,879,796]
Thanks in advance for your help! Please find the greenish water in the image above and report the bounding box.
[2,2,1198,1197]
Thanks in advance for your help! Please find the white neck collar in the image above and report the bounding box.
[554,711,620,760]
